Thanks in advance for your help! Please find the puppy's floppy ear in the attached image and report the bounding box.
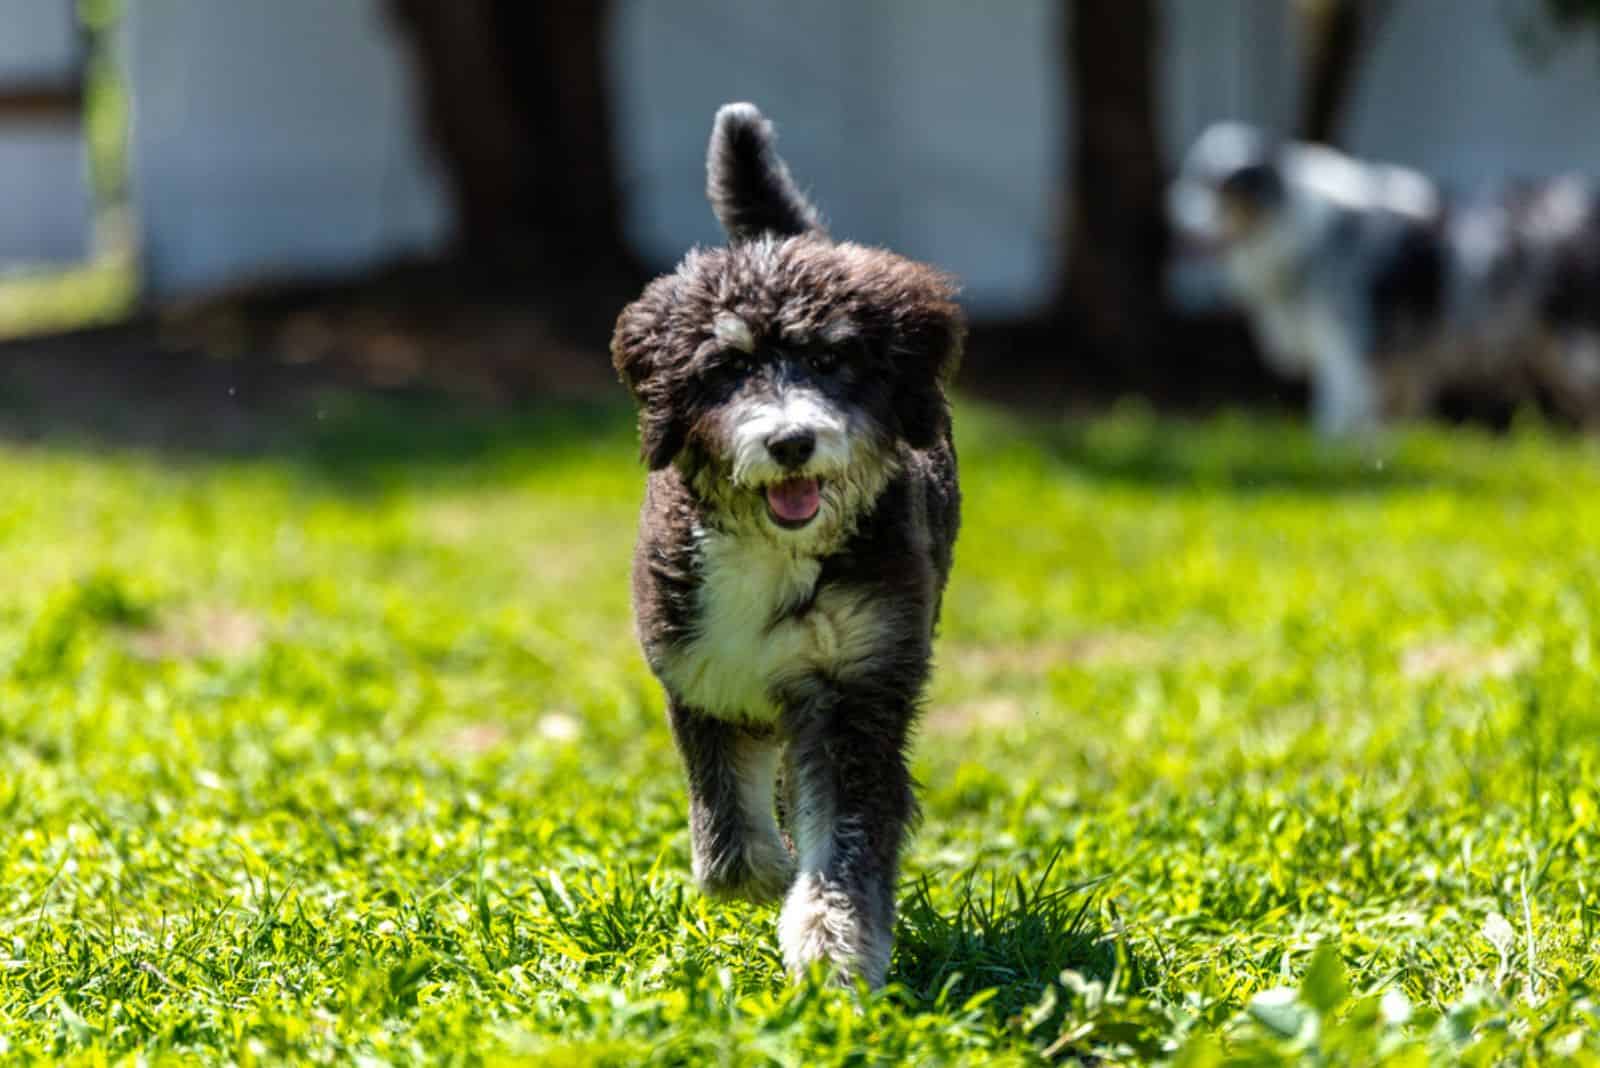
[890,279,966,450]
[707,103,823,243]
[611,289,688,470]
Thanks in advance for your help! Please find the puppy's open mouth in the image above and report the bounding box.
[765,477,822,528]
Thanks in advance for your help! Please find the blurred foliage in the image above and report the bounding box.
[81,41,128,213]
[76,0,118,32]
[0,397,1598,1061]
[1512,0,1600,62]
[0,0,135,338]
[78,0,132,251]
[1542,0,1600,25]
[0,254,136,339]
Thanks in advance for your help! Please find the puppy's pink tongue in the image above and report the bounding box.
[766,477,821,523]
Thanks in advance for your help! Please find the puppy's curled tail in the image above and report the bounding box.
[707,103,822,243]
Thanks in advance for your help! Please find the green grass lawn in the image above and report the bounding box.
[1,393,1598,1064]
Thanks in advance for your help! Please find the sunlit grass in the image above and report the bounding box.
[0,395,1597,1062]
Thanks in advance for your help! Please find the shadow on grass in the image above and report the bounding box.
[0,326,1512,499]
[1016,406,1490,497]
[891,855,1124,1023]
[287,390,636,493]
[0,328,640,492]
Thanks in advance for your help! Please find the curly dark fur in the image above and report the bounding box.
[613,238,963,468]
[611,103,964,987]
[706,102,824,243]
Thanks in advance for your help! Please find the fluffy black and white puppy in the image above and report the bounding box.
[1169,123,1600,434]
[611,103,963,987]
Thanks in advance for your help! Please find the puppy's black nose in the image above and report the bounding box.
[766,427,816,469]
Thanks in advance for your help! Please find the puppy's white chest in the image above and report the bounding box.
[659,531,883,721]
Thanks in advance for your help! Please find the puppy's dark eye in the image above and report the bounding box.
[701,353,750,389]
[809,350,839,374]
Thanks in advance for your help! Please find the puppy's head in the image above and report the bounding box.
[1168,122,1287,250]
[613,103,964,550]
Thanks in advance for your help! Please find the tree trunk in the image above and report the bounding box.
[387,0,639,292]
[1058,0,1169,384]
[1297,0,1393,145]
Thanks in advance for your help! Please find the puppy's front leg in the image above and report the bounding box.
[778,693,915,988]
[668,703,795,902]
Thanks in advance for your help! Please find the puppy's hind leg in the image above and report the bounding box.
[778,693,915,989]
[669,703,795,903]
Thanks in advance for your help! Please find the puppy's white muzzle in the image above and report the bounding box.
[728,387,851,489]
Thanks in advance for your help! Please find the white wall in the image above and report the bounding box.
[616,0,1600,317]
[123,0,448,296]
[613,0,1063,316]
[1344,0,1600,188]
[0,0,78,79]
[0,0,93,265]
[0,129,92,264]
[1162,0,1297,155]
[101,0,1600,309]
[613,0,1313,316]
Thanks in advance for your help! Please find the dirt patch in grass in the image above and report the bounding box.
[125,606,264,662]
[443,713,581,757]
[443,722,510,756]
[1401,640,1527,680]
[923,696,1027,735]
[946,630,1249,679]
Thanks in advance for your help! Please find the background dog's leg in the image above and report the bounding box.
[1381,357,1436,425]
[1309,309,1379,437]
[668,703,794,902]
[778,697,914,988]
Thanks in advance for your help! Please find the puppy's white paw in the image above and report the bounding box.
[778,873,890,988]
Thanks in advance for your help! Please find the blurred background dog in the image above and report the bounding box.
[1169,122,1600,436]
